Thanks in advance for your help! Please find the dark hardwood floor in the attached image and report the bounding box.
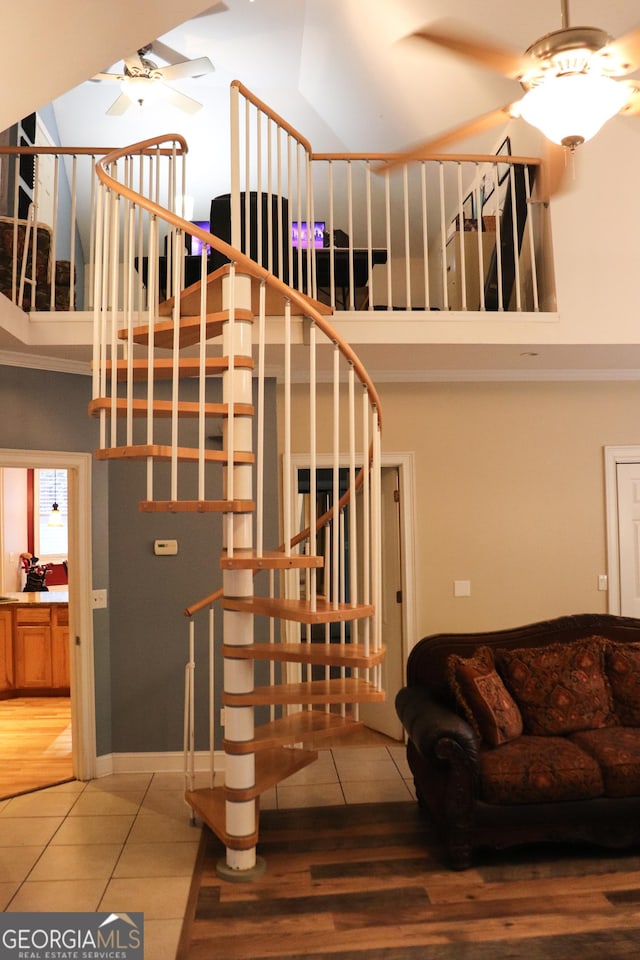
[178,800,640,959]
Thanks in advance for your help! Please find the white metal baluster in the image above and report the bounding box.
[372,408,382,658]
[125,186,136,449]
[493,165,503,311]
[309,320,317,611]
[439,162,448,310]
[456,163,467,310]
[524,165,539,311]
[403,164,412,310]
[347,160,354,309]
[87,155,97,311]
[146,215,157,503]
[198,247,207,502]
[91,182,104,413]
[269,569,275,722]
[225,263,236,556]
[510,163,522,311]
[209,606,215,789]
[476,168,486,312]
[256,111,262,263]
[287,134,294,290]
[170,238,182,503]
[384,171,392,309]
[348,366,357,610]
[256,279,267,557]
[69,156,77,311]
[184,619,195,793]
[362,386,371,658]
[283,298,292,556]
[365,160,374,310]
[332,345,340,609]
[327,161,335,308]
[49,156,59,311]
[421,162,430,309]
[108,177,120,450]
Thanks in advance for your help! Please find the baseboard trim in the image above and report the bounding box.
[94,750,226,779]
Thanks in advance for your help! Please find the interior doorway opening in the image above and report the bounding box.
[0,448,96,796]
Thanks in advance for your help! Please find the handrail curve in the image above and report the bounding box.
[96,132,383,620]
[95,135,383,422]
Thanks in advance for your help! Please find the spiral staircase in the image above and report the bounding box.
[89,129,385,879]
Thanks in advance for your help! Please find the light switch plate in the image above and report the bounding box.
[454,579,471,597]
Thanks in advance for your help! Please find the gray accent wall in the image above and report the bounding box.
[0,364,279,758]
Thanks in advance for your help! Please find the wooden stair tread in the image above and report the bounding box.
[160,264,333,319]
[222,596,374,624]
[220,549,323,570]
[88,398,253,419]
[94,445,254,464]
[185,746,317,831]
[102,357,254,381]
[223,677,385,707]
[223,711,363,754]
[117,308,254,349]
[222,641,386,669]
[140,500,254,513]
[184,787,258,850]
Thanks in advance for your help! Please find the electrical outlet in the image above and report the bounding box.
[92,589,107,609]
[220,708,225,727]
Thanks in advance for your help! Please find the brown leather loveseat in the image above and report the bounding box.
[395,613,640,869]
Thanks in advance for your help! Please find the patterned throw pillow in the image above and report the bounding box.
[448,645,523,747]
[606,641,640,725]
[497,637,613,736]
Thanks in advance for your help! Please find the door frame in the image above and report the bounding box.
[0,448,96,780]
[289,450,418,675]
[604,444,640,616]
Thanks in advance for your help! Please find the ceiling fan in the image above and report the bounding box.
[92,42,214,116]
[387,0,640,179]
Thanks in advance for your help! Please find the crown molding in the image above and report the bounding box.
[0,350,91,376]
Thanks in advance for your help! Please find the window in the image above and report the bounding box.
[35,468,68,559]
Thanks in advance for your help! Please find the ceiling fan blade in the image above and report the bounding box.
[91,72,124,83]
[159,83,203,114]
[106,93,134,116]
[124,52,144,72]
[408,20,530,80]
[619,83,640,115]
[193,1,228,16]
[378,104,515,173]
[604,26,640,75]
[160,57,214,82]
[149,40,188,66]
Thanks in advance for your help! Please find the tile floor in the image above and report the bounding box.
[0,744,413,959]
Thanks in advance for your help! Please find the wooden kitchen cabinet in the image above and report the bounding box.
[51,604,70,688]
[0,609,13,691]
[9,601,69,694]
[14,607,53,688]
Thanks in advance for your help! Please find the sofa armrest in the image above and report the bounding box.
[395,685,480,769]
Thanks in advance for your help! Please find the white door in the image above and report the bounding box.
[358,466,404,740]
[616,461,640,617]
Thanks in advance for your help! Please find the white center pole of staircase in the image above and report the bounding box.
[218,257,264,880]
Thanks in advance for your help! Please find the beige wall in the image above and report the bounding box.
[284,378,640,642]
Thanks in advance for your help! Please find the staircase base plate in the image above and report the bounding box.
[215,855,266,884]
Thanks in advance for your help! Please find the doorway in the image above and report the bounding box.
[290,452,417,741]
[0,448,96,791]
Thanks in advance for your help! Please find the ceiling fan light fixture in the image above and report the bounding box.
[120,74,162,106]
[518,72,632,147]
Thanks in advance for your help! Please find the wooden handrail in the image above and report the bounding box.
[96,132,383,620]
[312,152,543,165]
[0,140,188,157]
[231,79,313,154]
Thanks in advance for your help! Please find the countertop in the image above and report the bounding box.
[0,591,69,606]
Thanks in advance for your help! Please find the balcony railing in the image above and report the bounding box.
[0,84,555,317]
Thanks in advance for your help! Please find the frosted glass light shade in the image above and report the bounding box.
[121,75,161,104]
[519,73,632,146]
